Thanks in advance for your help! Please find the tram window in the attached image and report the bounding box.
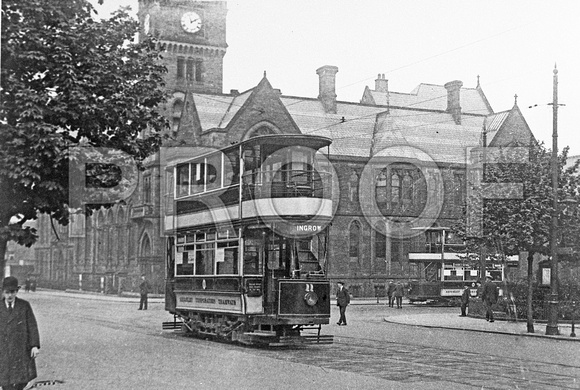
[216,242,238,275]
[243,240,261,275]
[267,236,285,270]
[224,149,239,186]
[205,155,221,191]
[176,250,194,276]
[195,243,214,275]
[190,163,205,194]
[176,164,190,197]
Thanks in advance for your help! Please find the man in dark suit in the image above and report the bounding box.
[394,282,404,309]
[481,275,498,322]
[460,285,470,317]
[1,276,40,390]
[386,280,395,307]
[336,281,350,326]
[138,275,151,310]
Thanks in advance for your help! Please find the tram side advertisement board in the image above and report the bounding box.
[176,292,243,314]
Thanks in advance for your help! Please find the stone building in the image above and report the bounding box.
[33,0,536,296]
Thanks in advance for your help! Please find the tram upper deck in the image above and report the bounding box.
[163,134,335,233]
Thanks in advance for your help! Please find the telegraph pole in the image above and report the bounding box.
[546,64,560,336]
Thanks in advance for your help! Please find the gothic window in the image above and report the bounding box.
[401,172,413,210]
[349,221,361,258]
[348,170,359,201]
[402,172,412,200]
[177,58,203,82]
[391,172,400,205]
[374,224,386,258]
[454,172,465,208]
[246,125,276,139]
[391,237,401,265]
[177,57,185,79]
[172,99,183,133]
[375,164,426,213]
[375,170,387,203]
[186,58,194,80]
[140,234,152,257]
[143,174,152,203]
[195,60,203,81]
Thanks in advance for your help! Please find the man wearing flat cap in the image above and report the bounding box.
[1,276,40,390]
[481,275,498,323]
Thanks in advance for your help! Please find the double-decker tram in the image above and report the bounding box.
[163,135,336,346]
[407,227,507,304]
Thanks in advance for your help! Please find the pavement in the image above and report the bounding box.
[34,289,580,342]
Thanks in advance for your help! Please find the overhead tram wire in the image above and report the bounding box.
[331,17,540,95]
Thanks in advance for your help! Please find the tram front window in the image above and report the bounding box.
[195,244,214,275]
[243,237,262,275]
[216,243,238,275]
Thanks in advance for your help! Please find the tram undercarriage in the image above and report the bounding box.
[163,310,333,346]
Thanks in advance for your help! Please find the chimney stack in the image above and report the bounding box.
[444,80,463,124]
[375,73,388,92]
[316,65,339,114]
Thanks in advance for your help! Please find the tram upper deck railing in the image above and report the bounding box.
[241,168,332,200]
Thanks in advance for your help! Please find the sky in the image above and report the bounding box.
[92,0,580,156]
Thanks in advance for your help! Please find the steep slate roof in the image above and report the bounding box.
[186,76,528,165]
[483,110,510,143]
[281,97,485,163]
[363,83,493,115]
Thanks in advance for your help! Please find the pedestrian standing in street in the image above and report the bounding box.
[394,282,404,309]
[336,281,350,326]
[386,280,395,307]
[1,276,41,390]
[138,275,151,310]
[481,275,498,322]
[460,285,470,317]
[24,277,31,293]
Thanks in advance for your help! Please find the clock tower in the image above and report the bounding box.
[138,0,228,94]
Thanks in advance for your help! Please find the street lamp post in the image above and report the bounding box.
[546,65,560,336]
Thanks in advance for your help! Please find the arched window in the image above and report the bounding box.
[375,164,427,213]
[402,172,412,200]
[349,170,359,201]
[172,99,184,133]
[245,125,277,139]
[349,221,361,258]
[140,234,152,257]
[117,208,125,225]
[375,169,387,203]
[391,172,400,204]
[374,223,386,258]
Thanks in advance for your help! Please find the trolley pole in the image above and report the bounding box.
[546,65,560,336]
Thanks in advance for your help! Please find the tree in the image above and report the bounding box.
[456,143,580,333]
[0,0,169,278]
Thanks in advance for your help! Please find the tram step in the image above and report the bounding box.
[272,334,334,346]
[162,321,182,330]
[243,331,277,337]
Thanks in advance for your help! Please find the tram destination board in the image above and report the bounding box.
[245,279,262,297]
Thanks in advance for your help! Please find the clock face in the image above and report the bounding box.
[143,14,150,34]
[180,11,202,34]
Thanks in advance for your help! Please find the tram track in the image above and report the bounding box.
[333,335,580,389]
[64,310,580,389]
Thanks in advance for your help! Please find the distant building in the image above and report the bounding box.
[4,222,36,282]
[33,0,537,296]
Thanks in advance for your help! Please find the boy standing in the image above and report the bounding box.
[1,276,40,390]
